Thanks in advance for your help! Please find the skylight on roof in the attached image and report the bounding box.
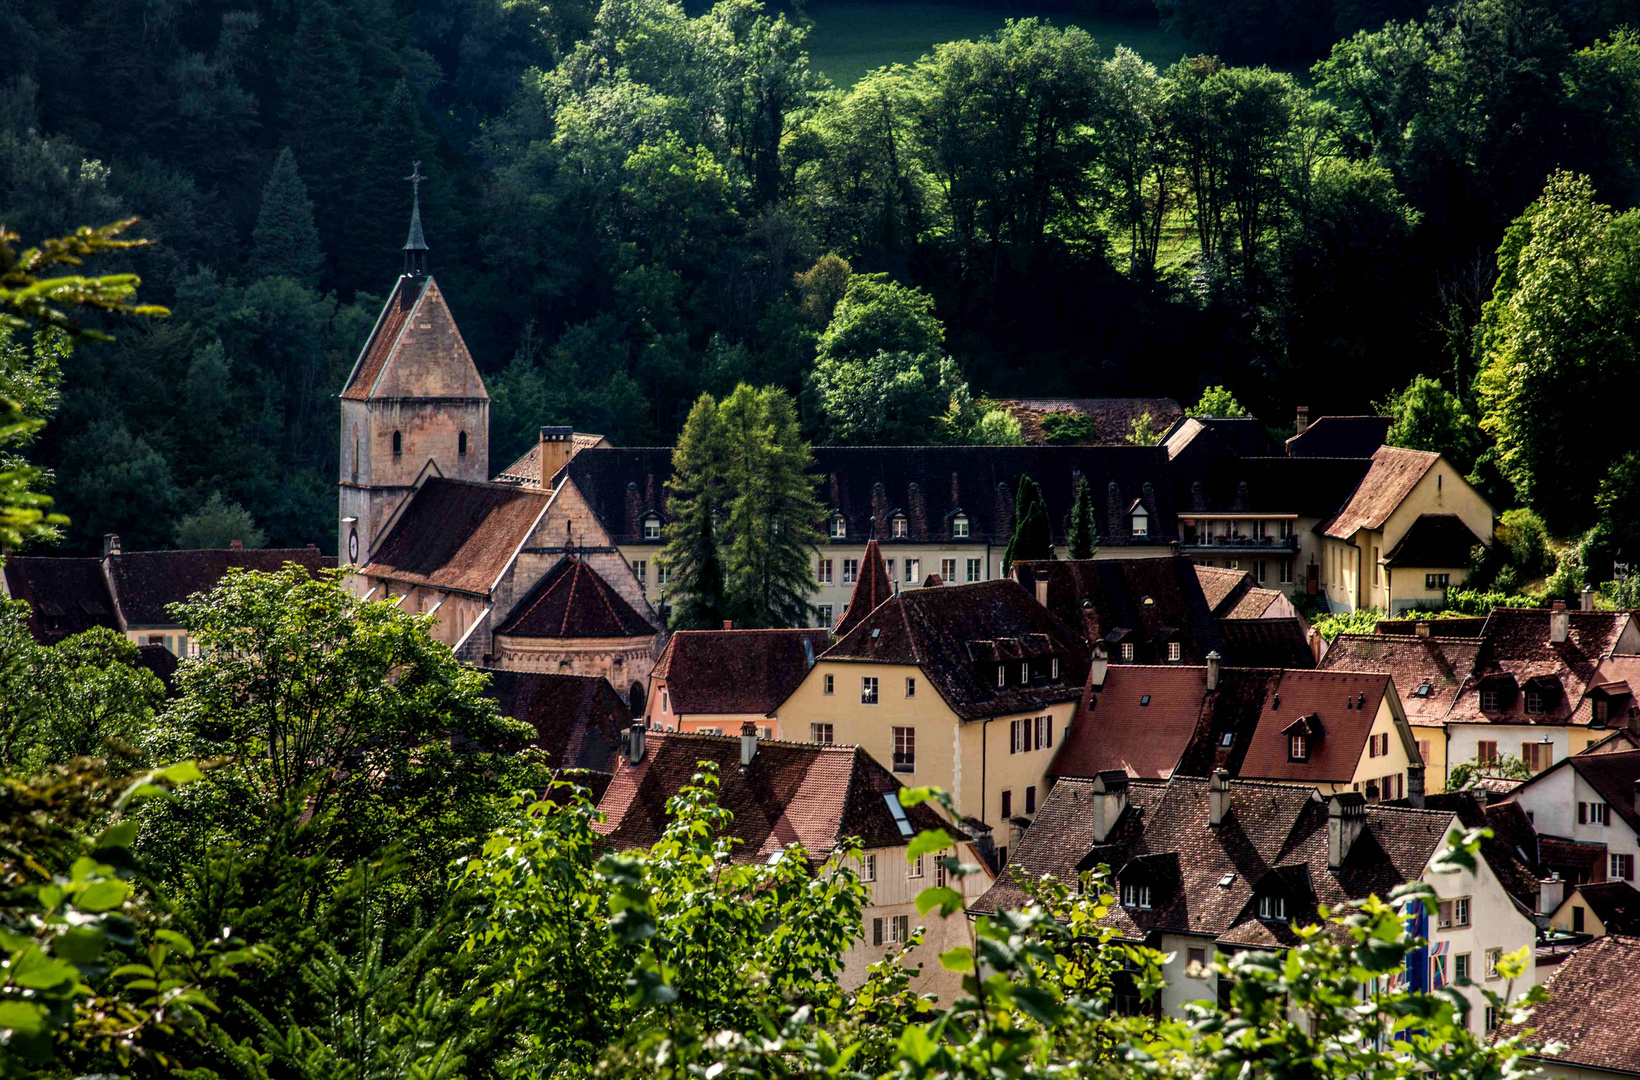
[1140,695,1151,706]
[1218,873,1237,888]
[883,793,914,836]
[1219,732,1234,747]
[1415,682,1434,697]
[871,628,881,639]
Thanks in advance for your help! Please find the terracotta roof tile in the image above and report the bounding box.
[835,539,892,638]
[1194,565,1252,616]
[1236,670,1393,783]
[493,556,656,639]
[105,548,327,627]
[594,732,943,861]
[1503,934,1640,1072]
[1374,617,1489,637]
[361,478,550,595]
[484,668,630,771]
[1442,609,1635,727]
[819,579,1089,720]
[1321,634,1482,727]
[1321,446,1438,539]
[2,557,118,642]
[1538,835,1607,880]
[1284,416,1391,458]
[651,628,828,715]
[1052,666,1210,779]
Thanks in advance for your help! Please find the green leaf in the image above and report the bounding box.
[95,819,140,850]
[74,879,128,913]
[53,925,107,963]
[906,829,954,863]
[159,760,204,784]
[12,954,76,990]
[938,946,974,972]
[915,886,964,917]
[0,1000,47,1035]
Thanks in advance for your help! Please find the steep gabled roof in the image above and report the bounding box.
[1504,935,1640,1073]
[1321,446,1438,539]
[1016,557,1227,664]
[1441,609,1635,727]
[361,477,550,595]
[104,548,328,627]
[2,557,119,642]
[1572,881,1640,933]
[651,629,827,715]
[1285,416,1391,458]
[340,276,487,402]
[493,556,656,639]
[1566,750,1640,833]
[1216,619,1314,669]
[1382,513,1487,568]
[1321,633,1483,727]
[484,668,630,772]
[817,579,1089,720]
[1050,665,1213,779]
[834,538,893,638]
[593,732,945,861]
[1194,564,1254,617]
[1236,670,1394,783]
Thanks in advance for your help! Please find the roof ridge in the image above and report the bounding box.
[585,559,627,632]
[559,559,583,636]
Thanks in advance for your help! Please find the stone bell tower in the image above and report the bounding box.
[337,163,489,568]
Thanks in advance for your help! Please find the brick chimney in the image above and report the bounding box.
[538,426,574,489]
[1206,650,1222,691]
[1091,770,1129,843]
[1208,768,1231,829]
[1550,600,1569,645]
[102,533,121,557]
[230,539,244,551]
[740,720,758,766]
[1295,406,1310,436]
[1407,763,1425,808]
[628,719,647,764]
[1582,585,1595,612]
[1327,792,1366,869]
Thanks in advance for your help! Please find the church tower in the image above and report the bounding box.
[338,164,489,568]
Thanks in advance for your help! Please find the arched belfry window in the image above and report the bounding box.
[459,431,468,456]
[392,430,402,456]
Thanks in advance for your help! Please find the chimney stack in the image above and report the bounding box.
[1087,639,1109,689]
[740,720,758,766]
[1091,770,1129,843]
[102,533,121,558]
[1035,572,1049,609]
[1327,793,1366,869]
[1295,405,1310,436]
[538,426,574,489]
[1550,600,1569,645]
[1415,620,1431,639]
[1406,763,1425,808]
[230,539,244,551]
[1582,585,1595,612]
[628,720,646,764]
[723,620,733,630]
[1539,873,1565,917]
[1208,768,1231,829]
[1206,650,1222,692]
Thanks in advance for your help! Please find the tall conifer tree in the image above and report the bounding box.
[251,148,325,287]
[661,394,728,630]
[1002,474,1053,573]
[1067,474,1099,560]
[282,0,364,261]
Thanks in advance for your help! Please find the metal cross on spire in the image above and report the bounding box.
[405,161,425,199]
[402,160,429,267]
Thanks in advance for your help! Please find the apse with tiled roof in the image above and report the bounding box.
[490,556,659,692]
[338,173,489,571]
[598,725,994,998]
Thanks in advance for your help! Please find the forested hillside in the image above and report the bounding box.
[6,0,1640,555]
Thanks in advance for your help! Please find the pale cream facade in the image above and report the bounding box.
[1337,694,1423,801]
[841,838,994,1000]
[773,658,1078,834]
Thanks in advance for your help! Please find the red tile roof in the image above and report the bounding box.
[594,732,944,861]
[484,668,630,771]
[2,557,118,642]
[341,276,422,400]
[651,628,827,716]
[1321,634,1483,727]
[1051,666,1213,779]
[362,478,550,596]
[1444,609,1634,727]
[1504,934,1640,1073]
[1194,564,1252,616]
[1374,616,1489,636]
[1321,446,1438,539]
[104,547,328,627]
[834,538,892,638]
[1236,670,1393,783]
[493,556,655,639]
[818,579,1089,720]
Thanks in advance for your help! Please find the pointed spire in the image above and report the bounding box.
[402,161,428,276]
[834,538,894,638]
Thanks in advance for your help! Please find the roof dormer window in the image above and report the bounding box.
[891,514,908,539]
[643,515,661,540]
[830,515,846,539]
[953,514,969,539]
[1120,881,1152,910]
[1289,734,1307,761]
[1130,503,1149,537]
[1257,893,1288,922]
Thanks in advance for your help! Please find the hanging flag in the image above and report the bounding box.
[1430,940,1450,989]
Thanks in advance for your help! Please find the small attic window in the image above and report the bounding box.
[1415,682,1434,698]
[1219,732,1234,748]
[830,515,846,539]
[1131,505,1150,537]
[953,514,969,538]
[1217,872,1237,888]
[891,515,908,538]
[1140,695,1151,706]
[643,515,661,540]
[1289,734,1308,761]
[1142,595,1155,605]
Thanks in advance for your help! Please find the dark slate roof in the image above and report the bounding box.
[1216,619,1315,669]
[1382,513,1487,568]
[560,446,1178,547]
[1013,557,1227,665]
[816,579,1090,721]
[1503,935,1640,1073]
[1321,447,1438,539]
[1321,634,1483,728]
[2,557,118,642]
[973,775,1455,953]
[834,538,892,639]
[1173,453,1376,521]
[1161,417,1281,459]
[361,478,550,596]
[493,556,656,639]
[1572,881,1640,934]
[1284,416,1392,458]
[989,397,1184,445]
[651,629,827,715]
[484,668,630,772]
[593,732,945,861]
[105,547,327,627]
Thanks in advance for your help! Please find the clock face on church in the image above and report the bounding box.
[348,528,359,563]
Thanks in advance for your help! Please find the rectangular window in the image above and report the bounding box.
[892,726,915,772]
[1254,560,1267,584]
[936,861,946,888]
[862,852,875,881]
[891,517,907,539]
[1168,641,1181,662]
[817,559,833,584]
[953,517,969,538]
[941,558,957,582]
[1485,948,1503,980]
[966,558,981,583]
[1525,691,1544,715]
[998,845,1008,867]
[1280,520,1293,540]
[1121,642,1134,661]
[643,518,661,540]
[1020,661,1029,684]
[1010,719,1020,754]
[905,677,916,698]
[1480,690,1498,712]
[1258,895,1286,921]
[1484,1006,1500,1033]
[885,559,895,581]
[656,564,671,587]
[1455,953,1471,983]
[843,559,859,584]
[1289,734,1307,761]
[1051,657,1060,680]
[1035,714,1045,749]
[1437,897,1471,928]
[1121,882,1151,910]
[1523,740,1553,772]
[892,914,909,943]
[1425,573,1450,590]
[1187,947,1208,976]
[1001,789,1013,818]
[908,854,924,879]
[830,517,847,539]
[1573,906,1586,933]
[861,677,879,705]
[1477,740,1498,765]
[905,558,919,584]
[1280,558,1294,584]
[1612,853,1635,881]
[1025,785,1037,814]
[633,559,647,583]
[873,918,883,945]
[817,604,833,627]
[811,722,834,744]
[997,665,1007,689]
[823,674,834,695]
[1373,547,1381,585]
